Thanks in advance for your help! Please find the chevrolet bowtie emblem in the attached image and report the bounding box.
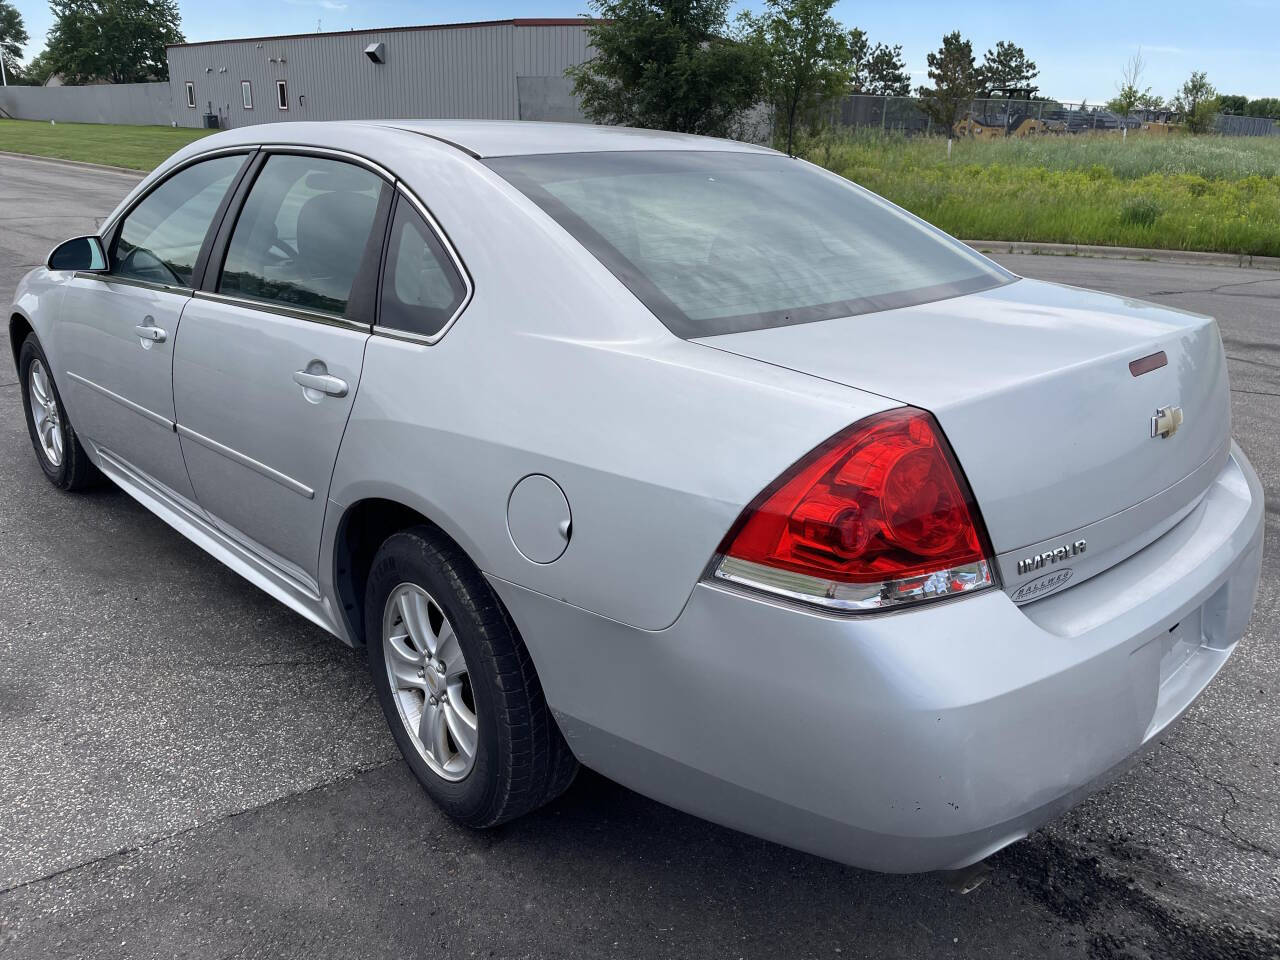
[1151,405,1183,439]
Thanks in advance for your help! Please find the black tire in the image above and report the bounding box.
[365,526,578,827]
[18,334,102,491]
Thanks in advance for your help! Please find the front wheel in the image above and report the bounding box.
[18,334,101,491]
[365,526,577,827]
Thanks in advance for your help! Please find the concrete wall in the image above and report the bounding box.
[166,21,592,129]
[0,82,174,125]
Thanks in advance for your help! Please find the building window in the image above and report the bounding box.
[241,81,253,110]
[185,81,195,108]
[276,80,288,111]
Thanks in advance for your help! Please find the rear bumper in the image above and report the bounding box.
[489,442,1265,873]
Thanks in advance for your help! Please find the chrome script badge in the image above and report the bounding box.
[1017,539,1087,576]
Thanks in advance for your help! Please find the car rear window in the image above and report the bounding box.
[485,150,1013,339]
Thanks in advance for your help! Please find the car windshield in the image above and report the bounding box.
[485,150,1014,339]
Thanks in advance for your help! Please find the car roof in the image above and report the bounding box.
[364,119,779,159]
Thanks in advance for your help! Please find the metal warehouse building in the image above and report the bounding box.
[165,18,594,129]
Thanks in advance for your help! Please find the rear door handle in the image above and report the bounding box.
[292,369,349,397]
[134,322,166,342]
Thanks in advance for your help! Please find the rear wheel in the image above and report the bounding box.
[18,334,101,491]
[365,526,578,827]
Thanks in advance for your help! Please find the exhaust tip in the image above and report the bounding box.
[942,859,992,895]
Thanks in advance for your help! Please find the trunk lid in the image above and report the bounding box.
[696,278,1231,600]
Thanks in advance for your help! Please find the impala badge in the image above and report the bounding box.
[1151,405,1183,439]
[1017,540,1087,576]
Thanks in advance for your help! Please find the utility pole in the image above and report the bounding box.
[1,36,8,87]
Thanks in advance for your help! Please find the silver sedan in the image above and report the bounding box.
[9,121,1264,873]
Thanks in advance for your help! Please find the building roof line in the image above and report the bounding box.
[165,18,593,50]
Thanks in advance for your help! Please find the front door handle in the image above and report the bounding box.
[134,322,167,343]
[293,369,349,398]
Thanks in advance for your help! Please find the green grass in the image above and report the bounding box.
[0,119,216,170]
[2,118,1276,256]
[803,131,1280,257]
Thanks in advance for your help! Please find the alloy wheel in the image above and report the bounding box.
[382,583,478,781]
[28,358,64,467]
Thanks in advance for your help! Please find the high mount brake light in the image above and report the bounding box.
[710,407,996,612]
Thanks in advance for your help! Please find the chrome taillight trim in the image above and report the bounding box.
[710,555,996,613]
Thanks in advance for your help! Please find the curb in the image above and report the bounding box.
[965,239,1280,272]
[0,150,146,177]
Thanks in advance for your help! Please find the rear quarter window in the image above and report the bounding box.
[377,195,468,339]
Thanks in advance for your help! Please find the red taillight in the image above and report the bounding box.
[711,408,996,611]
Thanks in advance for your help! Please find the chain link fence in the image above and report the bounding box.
[834,93,1279,137]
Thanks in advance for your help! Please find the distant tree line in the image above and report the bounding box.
[1217,95,1280,120]
[0,0,182,86]
[572,1,1267,145]
[567,0,916,152]
[1103,52,1271,133]
[4,0,1271,141]
[571,1,1048,150]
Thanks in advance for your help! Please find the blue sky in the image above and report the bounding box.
[10,1,1278,101]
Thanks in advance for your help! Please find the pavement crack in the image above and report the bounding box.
[0,758,400,898]
[1223,336,1280,356]
[210,656,335,671]
[1232,387,1280,398]
[1226,353,1279,370]
[1147,276,1280,297]
[1161,745,1280,862]
[326,687,380,765]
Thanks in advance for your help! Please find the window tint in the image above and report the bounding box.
[112,154,244,287]
[219,155,385,317]
[485,151,1013,339]
[378,197,466,338]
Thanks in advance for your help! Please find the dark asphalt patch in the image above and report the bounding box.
[1004,835,1280,960]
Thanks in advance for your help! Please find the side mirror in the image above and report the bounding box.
[47,235,107,272]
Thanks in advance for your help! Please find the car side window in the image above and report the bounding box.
[112,154,245,287]
[218,154,385,317]
[378,196,467,338]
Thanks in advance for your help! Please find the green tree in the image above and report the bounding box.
[1246,97,1280,119]
[1106,49,1150,117]
[45,0,183,84]
[1216,93,1248,115]
[980,40,1037,94]
[744,0,854,155]
[1137,90,1166,112]
[917,31,983,136]
[566,0,764,137]
[850,32,910,97]
[0,0,29,82]
[18,48,56,85]
[1173,70,1218,133]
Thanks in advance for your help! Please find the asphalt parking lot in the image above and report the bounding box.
[0,152,1276,959]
